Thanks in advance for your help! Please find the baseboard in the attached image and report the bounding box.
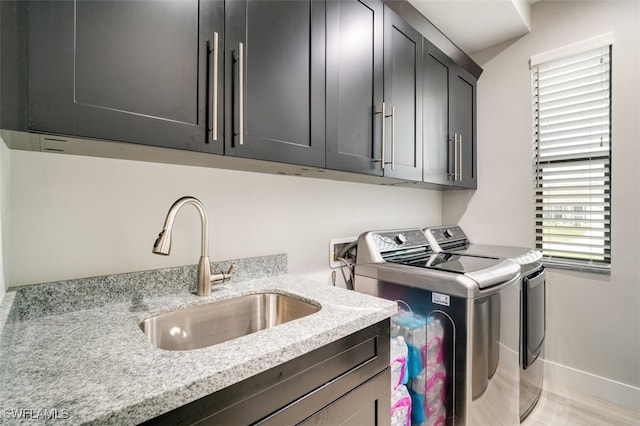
[543,358,640,411]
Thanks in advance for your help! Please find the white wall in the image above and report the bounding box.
[8,149,442,288]
[444,0,640,409]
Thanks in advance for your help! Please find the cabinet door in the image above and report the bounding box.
[423,41,477,189]
[225,0,325,168]
[450,68,477,188]
[423,41,451,186]
[299,369,391,426]
[382,7,422,181]
[27,0,222,154]
[326,0,384,176]
[142,320,390,426]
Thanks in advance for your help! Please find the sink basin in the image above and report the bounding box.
[139,292,320,351]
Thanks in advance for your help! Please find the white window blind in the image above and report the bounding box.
[532,45,611,273]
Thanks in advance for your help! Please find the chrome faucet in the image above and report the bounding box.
[152,196,234,296]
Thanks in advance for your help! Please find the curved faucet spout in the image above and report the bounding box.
[152,196,233,296]
[153,196,209,257]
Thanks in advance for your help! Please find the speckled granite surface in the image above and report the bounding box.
[0,255,396,425]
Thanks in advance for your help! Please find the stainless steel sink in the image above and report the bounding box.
[139,292,320,351]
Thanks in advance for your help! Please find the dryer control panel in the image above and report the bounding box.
[425,226,469,251]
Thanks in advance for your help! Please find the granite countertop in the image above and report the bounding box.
[0,255,396,425]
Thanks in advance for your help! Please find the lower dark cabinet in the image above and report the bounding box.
[142,319,390,425]
[298,370,391,426]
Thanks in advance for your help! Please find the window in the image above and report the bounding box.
[532,43,611,273]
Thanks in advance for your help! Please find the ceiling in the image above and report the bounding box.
[407,0,540,54]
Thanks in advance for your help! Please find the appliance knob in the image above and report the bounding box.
[395,234,407,245]
[443,229,454,239]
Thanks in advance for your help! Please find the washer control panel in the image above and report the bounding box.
[372,229,429,253]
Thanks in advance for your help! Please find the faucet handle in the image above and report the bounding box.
[211,263,236,285]
[225,264,236,276]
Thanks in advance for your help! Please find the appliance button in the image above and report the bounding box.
[443,229,454,238]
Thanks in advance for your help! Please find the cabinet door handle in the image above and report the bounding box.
[458,134,463,182]
[234,42,244,146]
[454,133,459,181]
[210,32,219,142]
[447,133,458,182]
[388,106,395,170]
[448,135,455,180]
[374,102,386,166]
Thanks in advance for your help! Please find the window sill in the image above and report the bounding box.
[541,259,611,275]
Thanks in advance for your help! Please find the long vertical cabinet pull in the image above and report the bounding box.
[234,42,244,145]
[374,103,395,170]
[453,133,458,181]
[238,42,244,145]
[452,133,460,181]
[458,134,463,182]
[389,106,395,170]
[374,102,386,166]
[210,32,219,142]
[449,134,457,181]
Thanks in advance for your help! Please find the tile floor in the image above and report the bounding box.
[523,382,640,425]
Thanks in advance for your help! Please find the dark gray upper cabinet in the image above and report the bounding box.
[450,67,477,188]
[382,6,423,181]
[423,42,451,186]
[423,40,477,188]
[7,0,481,188]
[0,1,28,132]
[224,0,326,168]
[325,0,384,176]
[27,0,223,154]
